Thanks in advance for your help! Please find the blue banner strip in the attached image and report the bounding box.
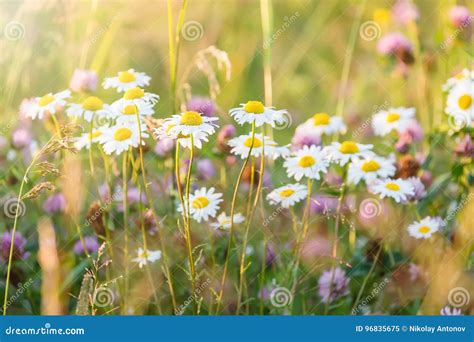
[0,316,472,342]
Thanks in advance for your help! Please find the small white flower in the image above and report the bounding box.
[407,216,443,239]
[228,133,289,160]
[113,87,160,109]
[178,187,223,223]
[325,141,374,166]
[445,79,474,121]
[112,100,155,126]
[74,128,106,150]
[132,248,162,268]
[211,212,245,230]
[100,123,149,155]
[442,69,474,91]
[284,145,330,181]
[369,178,415,203]
[164,111,218,138]
[103,69,151,92]
[267,183,308,208]
[371,107,416,136]
[230,101,288,127]
[26,90,71,120]
[155,118,212,150]
[301,112,347,136]
[67,96,113,122]
[347,155,396,185]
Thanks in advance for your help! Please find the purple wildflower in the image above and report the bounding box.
[43,193,66,214]
[73,236,100,255]
[318,267,350,303]
[1,231,28,261]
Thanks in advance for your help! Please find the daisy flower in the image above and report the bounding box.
[325,141,374,166]
[112,100,155,125]
[445,79,474,121]
[229,101,288,127]
[267,183,308,208]
[301,112,347,136]
[407,216,443,239]
[228,133,290,160]
[442,69,474,91]
[100,123,149,155]
[178,187,223,223]
[371,107,416,136]
[164,111,218,138]
[131,248,162,268]
[103,69,151,92]
[211,212,245,230]
[74,128,105,150]
[113,87,160,109]
[369,178,414,203]
[283,145,330,181]
[154,120,210,150]
[67,96,113,122]
[26,90,71,120]
[347,155,396,185]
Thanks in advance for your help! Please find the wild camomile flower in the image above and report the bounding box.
[301,112,347,136]
[178,187,223,223]
[74,128,106,150]
[267,183,308,208]
[369,178,415,203]
[228,133,290,160]
[103,69,151,92]
[113,87,160,109]
[442,69,474,91]
[211,212,245,231]
[26,90,71,120]
[347,155,396,185]
[132,248,162,268]
[283,145,330,181]
[154,121,210,150]
[112,100,155,125]
[445,79,474,121]
[164,111,218,138]
[407,216,443,239]
[229,101,288,127]
[371,107,416,136]
[67,96,113,122]
[100,123,149,155]
[325,141,374,166]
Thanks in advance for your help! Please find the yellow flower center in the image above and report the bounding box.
[82,96,104,111]
[385,182,400,191]
[279,189,295,197]
[418,226,431,234]
[122,105,138,115]
[298,155,316,168]
[244,101,265,114]
[39,94,55,107]
[361,160,380,172]
[90,131,102,139]
[244,137,263,148]
[123,87,145,100]
[180,111,203,126]
[386,112,400,123]
[373,8,390,24]
[192,196,209,209]
[113,127,133,141]
[313,112,330,126]
[458,94,472,110]
[118,71,136,83]
[339,141,359,154]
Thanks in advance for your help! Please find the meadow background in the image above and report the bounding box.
[0,0,473,316]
